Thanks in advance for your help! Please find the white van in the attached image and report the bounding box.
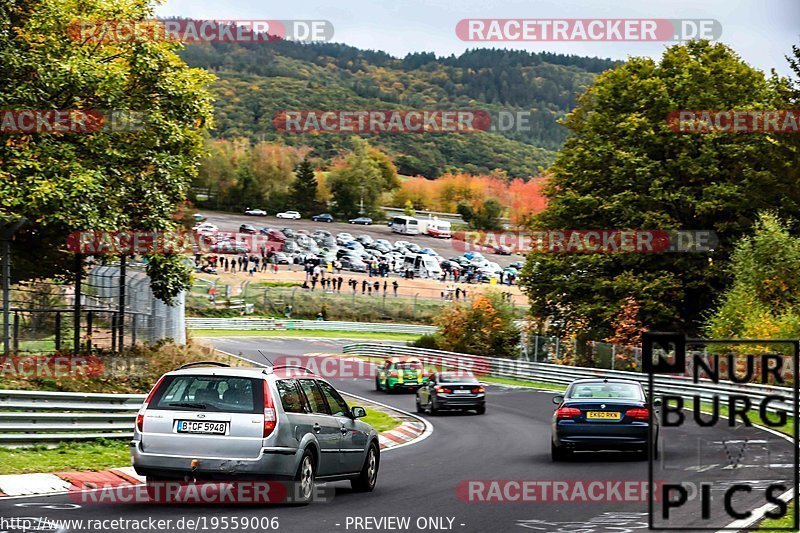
[403,253,443,279]
[390,216,420,235]
[418,218,452,239]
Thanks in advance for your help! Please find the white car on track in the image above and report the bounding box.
[244,208,267,216]
[276,211,301,220]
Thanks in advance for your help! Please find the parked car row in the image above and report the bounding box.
[242,209,374,226]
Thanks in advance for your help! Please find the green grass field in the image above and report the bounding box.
[759,503,796,531]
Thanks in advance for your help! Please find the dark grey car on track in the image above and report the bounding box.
[416,371,485,415]
[551,378,659,461]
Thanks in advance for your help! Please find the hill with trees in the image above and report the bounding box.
[179,40,620,178]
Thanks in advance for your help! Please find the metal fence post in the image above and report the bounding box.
[55,312,61,352]
[611,344,616,370]
[12,312,19,353]
[131,314,137,347]
[118,256,126,351]
[111,313,117,352]
[1,218,25,356]
[533,335,539,362]
[86,311,93,353]
[73,254,82,355]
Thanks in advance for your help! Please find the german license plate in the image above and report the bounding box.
[586,411,621,420]
[177,421,228,434]
[454,390,471,394]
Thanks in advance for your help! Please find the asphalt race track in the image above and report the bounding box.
[0,338,794,533]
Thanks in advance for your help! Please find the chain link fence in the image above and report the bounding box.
[2,259,185,355]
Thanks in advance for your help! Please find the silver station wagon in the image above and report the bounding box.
[132,362,380,502]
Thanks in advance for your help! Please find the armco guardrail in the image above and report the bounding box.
[342,344,796,412]
[0,390,144,444]
[186,318,435,335]
[3,344,792,445]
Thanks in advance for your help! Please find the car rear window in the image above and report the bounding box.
[567,382,643,400]
[150,375,264,413]
[439,372,477,383]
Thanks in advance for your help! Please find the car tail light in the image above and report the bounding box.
[436,387,452,394]
[555,407,582,420]
[625,408,649,421]
[263,381,277,437]
[137,375,166,432]
[471,386,485,394]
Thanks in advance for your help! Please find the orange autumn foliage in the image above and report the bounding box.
[391,173,548,226]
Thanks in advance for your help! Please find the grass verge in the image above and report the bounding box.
[190,329,421,341]
[361,408,402,433]
[759,504,796,531]
[0,439,130,475]
[0,408,399,475]
[481,375,566,391]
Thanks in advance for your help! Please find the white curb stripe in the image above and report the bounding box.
[0,473,74,496]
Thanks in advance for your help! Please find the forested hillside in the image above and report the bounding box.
[180,40,619,178]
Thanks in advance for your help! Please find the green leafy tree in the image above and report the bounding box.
[457,199,503,229]
[291,159,319,215]
[327,138,399,218]
[705,212,800,340]
[0,0,214,303]
[521,41,800,337]
[403,200,415,217]
[435,291,520,359]
[474,199,504,230]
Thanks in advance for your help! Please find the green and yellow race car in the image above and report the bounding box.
[375,356,427,393]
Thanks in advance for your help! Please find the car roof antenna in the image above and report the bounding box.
[256,350,273,368]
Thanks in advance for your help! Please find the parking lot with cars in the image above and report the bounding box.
[195,210,523,283]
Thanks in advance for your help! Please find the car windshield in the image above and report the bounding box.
[567,382,643,400]
[397,361,422,370]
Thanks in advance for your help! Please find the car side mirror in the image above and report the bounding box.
[552,395,564,405]
[351,406,367,419]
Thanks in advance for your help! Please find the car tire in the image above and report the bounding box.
[429,400,438,415]
[351,443,379,492]
[293,449,316,505]
[415,397,424,413]
[476,406,486,415]
[551,441,568,462]
[375,377,382,391]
